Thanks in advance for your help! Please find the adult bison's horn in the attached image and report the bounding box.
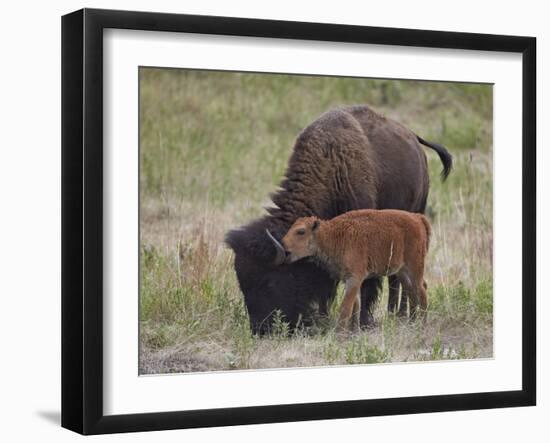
[266,229,287,266]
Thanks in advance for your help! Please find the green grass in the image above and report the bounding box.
[138,68,493,374]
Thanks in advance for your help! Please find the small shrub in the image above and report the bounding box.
[322,338,342,364]
[344,336,388,365]
[431,334,443,360]
[272,309,290,339]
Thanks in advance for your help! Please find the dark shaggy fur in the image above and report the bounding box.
[226,105,452,335]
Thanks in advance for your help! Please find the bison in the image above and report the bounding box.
[281,209,431,332]
[225,105,451,335]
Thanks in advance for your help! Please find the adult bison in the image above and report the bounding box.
[225,105,452,335]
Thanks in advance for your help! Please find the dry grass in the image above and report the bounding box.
[139,69,493,374]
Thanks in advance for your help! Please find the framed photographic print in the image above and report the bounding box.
[61,8,536,435]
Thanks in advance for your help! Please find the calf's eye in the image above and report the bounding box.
[296,229,306,236]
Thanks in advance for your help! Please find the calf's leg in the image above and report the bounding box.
[417,279,428,323]
[350,292,361,333]
[338,277,362,332]
[407,250,428,322]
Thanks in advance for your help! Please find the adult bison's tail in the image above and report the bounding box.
[417,135,453,181]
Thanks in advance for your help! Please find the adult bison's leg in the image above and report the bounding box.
[387,275,400,314]
[360,277,381,328]
[388,276,408,317]
[319,280,339,318]
[397,286,408,317]
[398,270,419,321]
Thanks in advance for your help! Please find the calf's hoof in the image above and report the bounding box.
[336,321,353,337]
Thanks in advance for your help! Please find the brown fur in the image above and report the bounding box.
[282,209,431,332]
[268,106,432,224]
[227,105,451,334]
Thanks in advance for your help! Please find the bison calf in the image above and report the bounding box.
[281,209,431,332]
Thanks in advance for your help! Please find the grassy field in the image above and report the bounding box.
[139,68,493,374]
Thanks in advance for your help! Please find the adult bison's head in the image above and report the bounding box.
[225,217,335,335]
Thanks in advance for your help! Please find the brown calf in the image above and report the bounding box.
[281,209,431,332]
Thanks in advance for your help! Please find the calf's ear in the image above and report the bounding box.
[312,219,320,231]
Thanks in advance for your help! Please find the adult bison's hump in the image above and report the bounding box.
[272,105,429,219]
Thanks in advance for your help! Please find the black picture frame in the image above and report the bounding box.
[61,8,536,435]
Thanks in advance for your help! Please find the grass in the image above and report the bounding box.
[138,68,493,374]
